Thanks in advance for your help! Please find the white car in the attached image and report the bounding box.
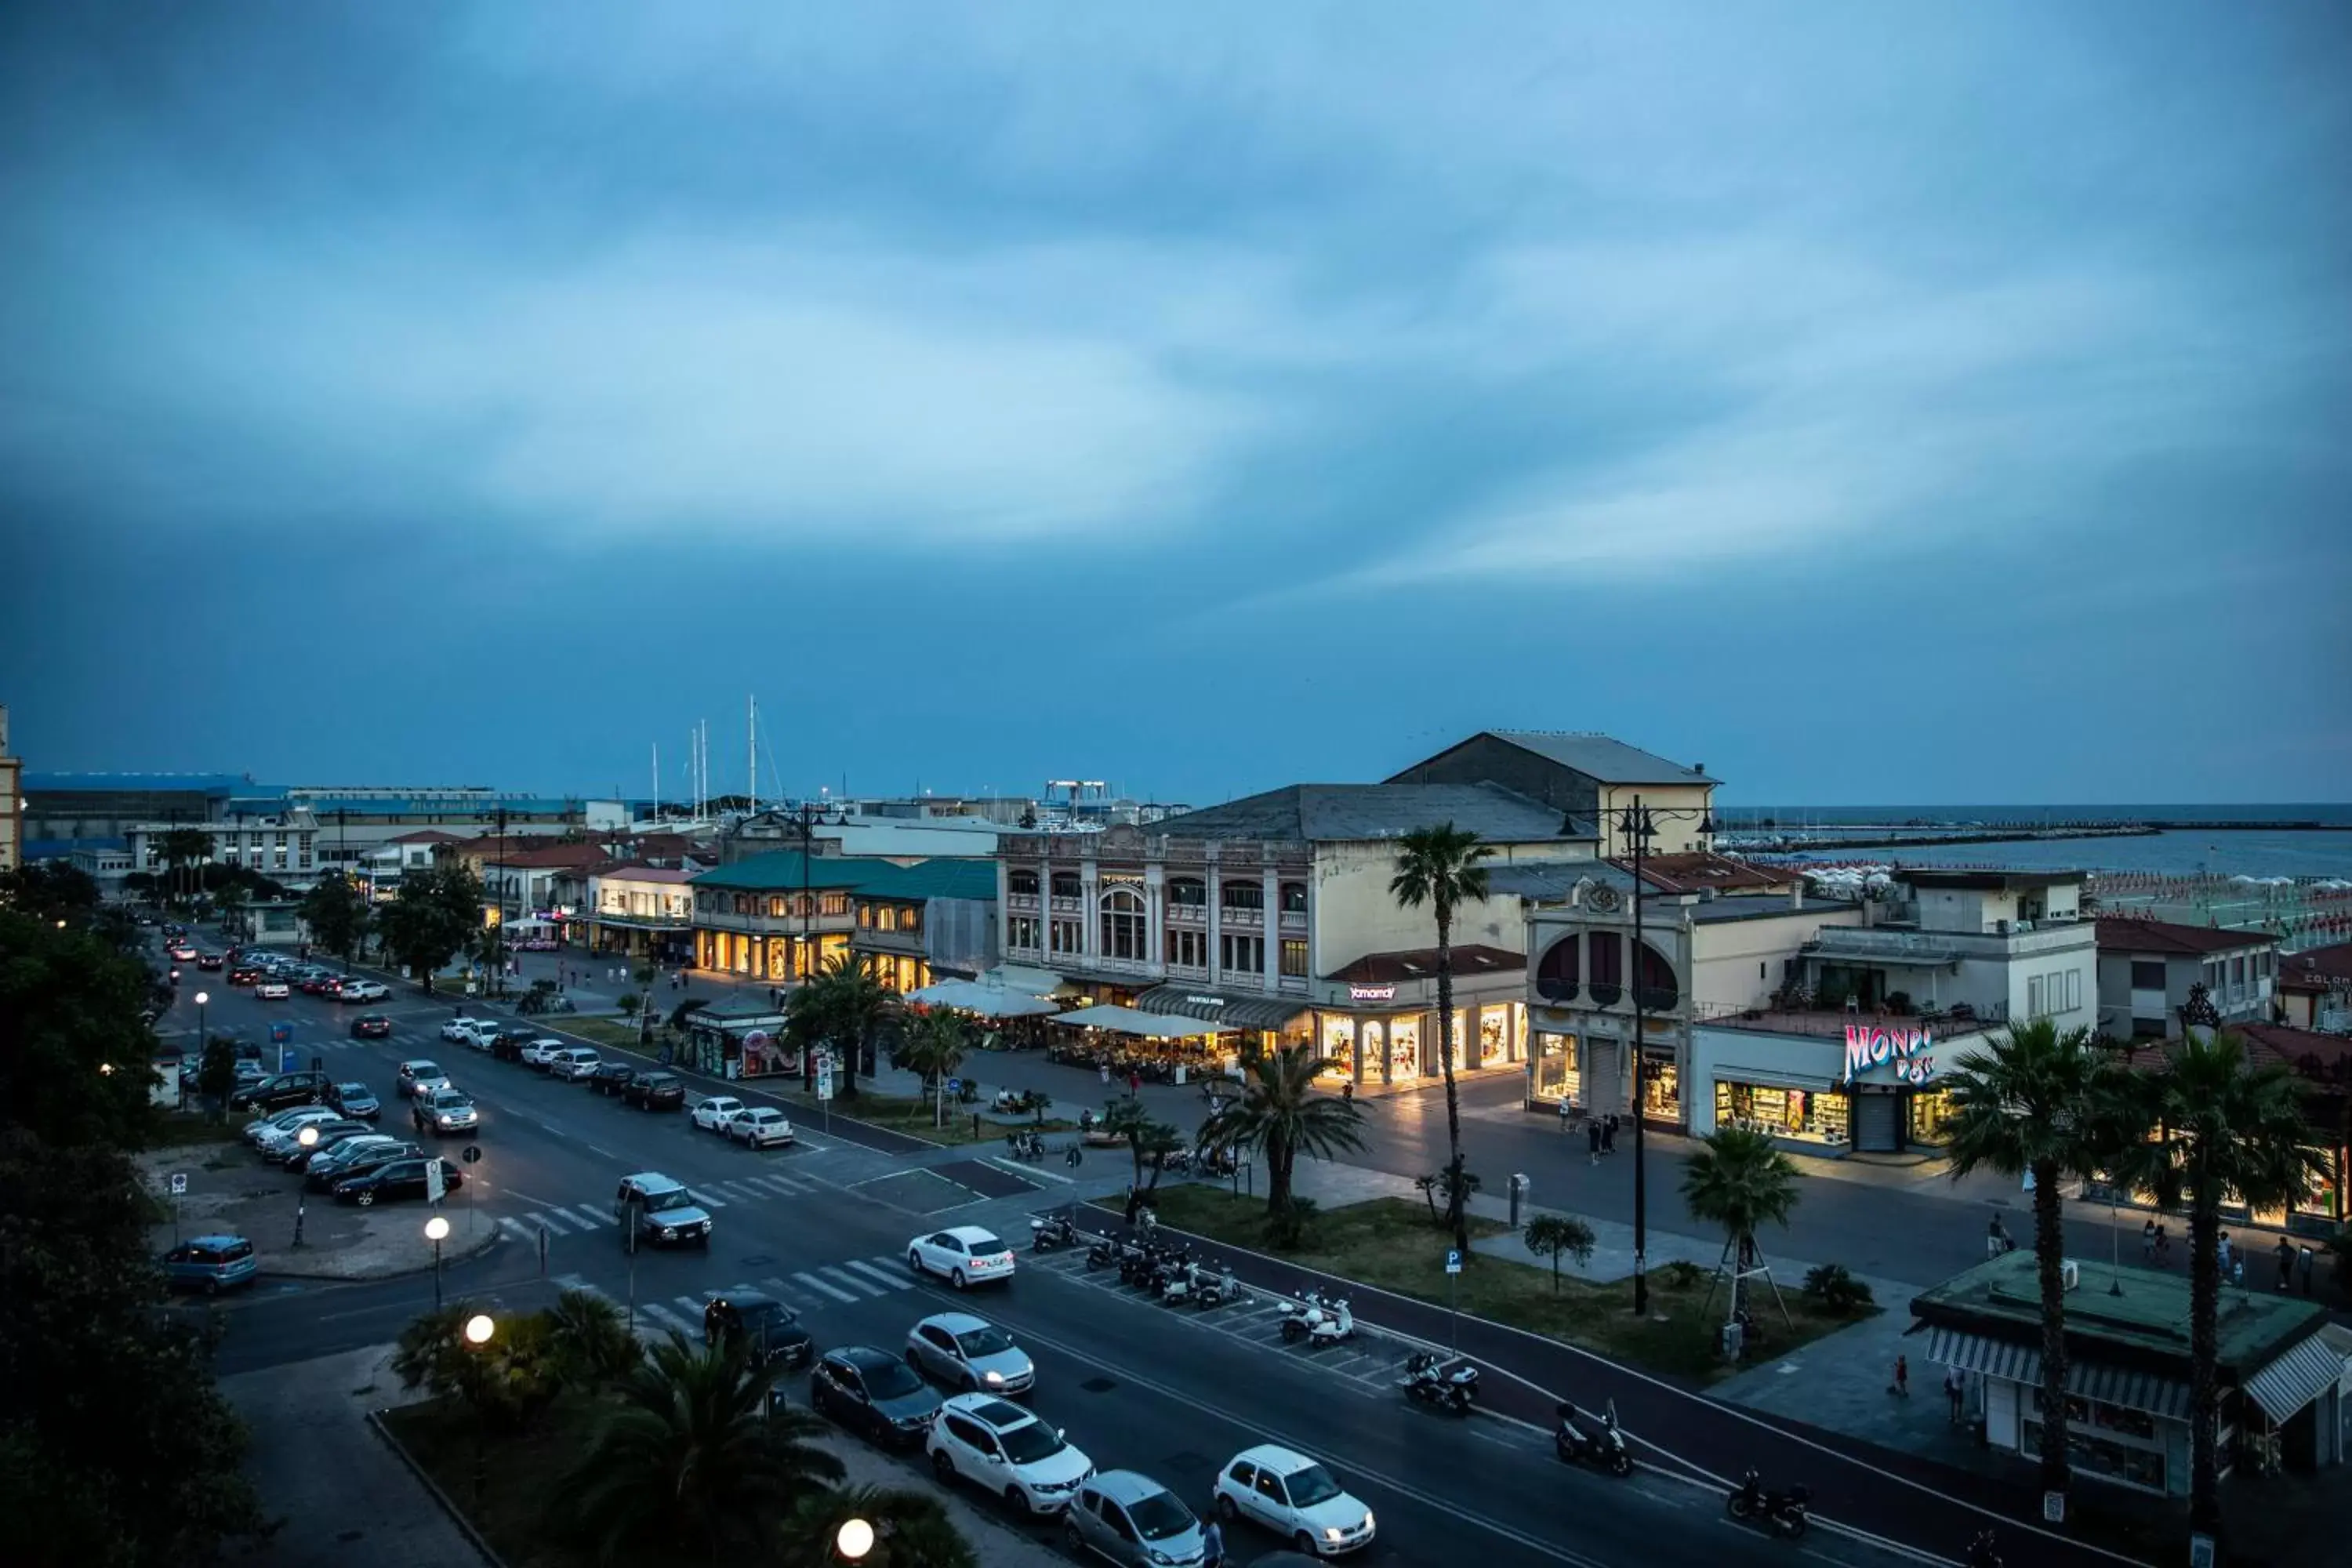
[908,1225,1016,1290]
[255,981,291,1000]
[336,979,389,1003]
[255,1109,344,1157]
[691,1095,746,1133]
[724,1106,794,1148]
[439,1018,479,1044]
[456,1019,506,1051]
[1210,1446,1375,1558]
[520,1038,568,1069]
[548,1047,601,1081]
[242,1105,332,1145]
[927,1393,1093,1516]
[906,1312,1035,1396]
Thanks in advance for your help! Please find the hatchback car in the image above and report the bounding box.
[253,980,291,1000]
[349,1013,393,1040]
[691,1095,746,1133]
[279,1121,378,1169]
[299,974,340,996]
[196,951,223,971]
[253,1109,344,1156]
[1066,1470,1210,1568]
[439,1018,480,1045]
[162,1234,258,1295]
[623,1070,686,1110]
[811,1346,944,1449]
[520,1038,568,1069]
[906,1312,1036,1396]
[908,1226,1017,1290]
[547,1047,601,1082]
[928,1394,1093,1516]
[242,1102,332,1144]
[702,1291,814,1370]
[307,1139,421,1191]
[326,1081,381,1120]
[227,965,260,986]
[413,1087,479,1135]
[332,1156,463,1207]
[725,1106,794,1148]
[612,1173,715,1247]
[396,1060,451,1098]
[586,1062,637,1096]
[1210,1446,1375,1558]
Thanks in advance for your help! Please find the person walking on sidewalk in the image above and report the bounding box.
[2275,1236,2295,1290]
[2142,1217,2158,1262]
[1200,1516,1225,1568]
[1888,1354,1909,1398]
[1944,1366,1965,1424]
[2218,1229,2233,1280]
[1587,1119,1602,1165]
[1601,1113,1617,1153]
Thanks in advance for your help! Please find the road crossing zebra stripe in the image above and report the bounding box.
[793,1270,861,1304]
[715,1181,766,1200]
[839,1258,911,1290]
[686,1188,728,1207]
[638,1301,696,1338]
[743,1175,802,1196]
[498,1216,534,1241]
[818,1265,884,1299]
[569,1205,613,1228]
[529,1208,585,1234]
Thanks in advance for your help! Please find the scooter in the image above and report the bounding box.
[1554,1401,1634,1476]
[1726,1471,1810,1539]
[1287,1296,1353,1345]
[1160,1262,1197,1307]
[1276,1288,1329,1337]
[1193,1264,1240,1309]
[1029,1214,1078,1253]
[1083,1236,1127,1272]
[1398,1351,1479,1413]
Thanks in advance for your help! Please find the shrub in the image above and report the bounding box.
[1885,991,1913,1016]
[1523,1214,1597,1293]
[1265,1196,1319,1250]
[1802,1262,1875,1315]
[1658,1259,1706,1290]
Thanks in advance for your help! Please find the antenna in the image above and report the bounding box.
[653,741,661,821]
[749,695,758,818]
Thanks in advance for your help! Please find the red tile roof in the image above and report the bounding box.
[2232,1022,2352,1085]
[2278,942,2352,995]
[1608,851,1791,895]
[2093,916,2278,957]
[1324,944,1523,984]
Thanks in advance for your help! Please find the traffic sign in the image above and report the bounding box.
[461,1145,482,1165]
[1445,1248,1464,1276]
[425,1160,446,1205]
[169,1172,188,1196]
[815,1061,835,1102]
[270,1022,292,1045]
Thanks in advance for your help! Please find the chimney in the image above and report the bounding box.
[1789,882,1805,912]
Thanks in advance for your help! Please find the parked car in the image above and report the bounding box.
[907,1227,1017,1290]
[256,1111,355,1160]
[324,1081,381,1120]
[254,981,291,1000]
[413,1088,479,1135]
[242,1103,332,1144]
[307,1139,421,1191]
[702,1291,813,1370]
[439,1018,479,1045]
[332,1156,463,1207]
[1065,1470,1211,1568]
[396,1059,452,1099]
[724,1107,794,1149]
[229,1069,332,1115]
[906,1312,1036,1396]
[927,1394,1093,1515]
[520,1038,568,1070]
[612,1172,713,1247]
[162,1235,258,1295]
[281,1121,379,1171]
[811,1345,944,1449]
[623,1071,686,1111]
[336,978,389,1003]
[1210,1446,1375,1558]
[691,1095,746,1134]
[586,1062,637,1096]
[457,1019,506,1051]
[299,974,339,996]
[489,1033,527,1062]
[547,1047,602,1082]
[231,1059,268,1087]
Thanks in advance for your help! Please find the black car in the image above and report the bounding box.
[489,1032,527,1062]
[332,1156,463,1207]
[325,1081,381,1120]
[350,1014,393,1040]
[702,1292,814,1370]
[306,1140,422,1191]
[229,1069,333,1115]
[622,1070,687,1111]
[280,1120,376,1170]
[808,1345,942,1447]
[586,1062,637,1096]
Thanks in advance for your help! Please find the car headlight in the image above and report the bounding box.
[1363,1511,1375,1532]
[659,1227,677,1239]
[982,1370,1003,1384]
[1325,1527,1346,1543]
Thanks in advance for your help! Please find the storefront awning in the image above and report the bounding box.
[906,980,1061,1019]
[1134,984,1303,1032]
[1924,1327,2194,1421]
[1053,1004,1221,1040]
[982,964,1078,998]
[2242,1333,2347,1424]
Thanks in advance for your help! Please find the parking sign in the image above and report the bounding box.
[425,1160,446,1205]
[815,1060,835,1102]
[169,1172,188,1196]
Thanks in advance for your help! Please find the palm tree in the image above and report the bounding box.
[158,826,212,907]
[900,1009,974,1127]
[1200,1044,1367,1243]
[2102,1032,2323,1536]
[1940,1017,2110,1501]
[551,1332,845,1565]
[788,953,891,1099]
[544,1287,641,1391]
[1390,822,1494,1261]
[1680,1126,1800,1326]
[775,1483,977,1568]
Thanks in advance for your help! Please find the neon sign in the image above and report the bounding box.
[1842,1023,1938,1086]
[1349,984,1397,1002]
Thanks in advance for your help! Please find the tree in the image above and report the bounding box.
[785,954,893,1100]
[1523,1214,1597,1293]
[1940,1018,2111,1501]
[392,1303,563,1432]
[544,1287,643,1391]
[776,1483,978,1568]
[300,872,372,964]
[550,1333,844,1565]
[900,1009,975,1126]
[374,864,484,993]
[197,1035,238,1113]
[0,910,162,1149]
[1389,822,1494,1262]
[2103,1033,2323,1538]
[1199,1044,1367,1245]
[0,861,101,925]
[1680,1126,1801,1327]
[158,826,213,905]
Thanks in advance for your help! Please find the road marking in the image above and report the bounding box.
[716,1181,767,1200]
[747,1174,806,1196]
[840,1258,912,1291]
[819,1265,884,1299]
[529,1209,581,1234]
[794,1270,862,1304]
[639,1301,696,1338]
[672,1294,707,1319]
[497,1217,533,1242]
[569,1205,613,1228]
[685,1188,729,1208]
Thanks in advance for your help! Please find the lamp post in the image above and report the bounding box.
[426,1215,451,1308]
[292,1125,320,1247]
[1616,793,1715,1319]
[835,1517,876,1562]
[194,990,209,1060]
[464,1313,495,1508]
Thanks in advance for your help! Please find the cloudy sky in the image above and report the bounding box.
[5,2,2347,807]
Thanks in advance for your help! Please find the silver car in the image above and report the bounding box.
[906,1312,1036,1396]
[1064,1470,1209,1567]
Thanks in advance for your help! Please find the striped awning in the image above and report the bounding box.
[1134,985,1305,1032]
[2243,1334,2347,1424]
[1924,1327,2195,1421]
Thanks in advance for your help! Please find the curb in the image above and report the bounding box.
[259,1215,501,1283]
[365,1408,509,1568]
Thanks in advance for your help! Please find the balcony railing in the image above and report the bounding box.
[1006,893,1040,912]
[1689,997,2007,1038]
[1279,910,1308,932]
[1049,896,1083,913]
[1166,904,1207,925]
[1220,906,1264,929]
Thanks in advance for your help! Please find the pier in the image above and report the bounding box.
[1716,818,2343,855]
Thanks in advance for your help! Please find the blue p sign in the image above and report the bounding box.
[1445,1248,1464,1275]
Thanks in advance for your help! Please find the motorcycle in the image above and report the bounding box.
[1006,1131,1046,1162]
[1554,1400,1633,1476]
[1276,1288,1330,1337]
[1160,1262,1198,1307]
[1193,1264,1240,1309]
[1083,1236,1124,1272]
[1287,1296,1353,1346]
[1397,1351,1479,1413]
[1029,1214,1078,1253]
[1726,1471,1810,1539]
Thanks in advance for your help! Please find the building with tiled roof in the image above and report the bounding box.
[2095,916,2281,1039]
[2278,942,2352,1033]
[1386,730,1718,857]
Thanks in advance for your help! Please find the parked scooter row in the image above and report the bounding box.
[1083,1230,1243,1310]
[1004,1129,1049,1161]
[1276,1287,1356,1346]
[1028,1212,1079,1252]
[1397,1350,1479,1413]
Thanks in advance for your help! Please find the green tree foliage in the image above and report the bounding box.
[0,860,102,924]
[197,1036,238,1110]
[1940,1018,2111,1500]
[544,1288,644,1392]
[1680,1127,1801,1327]
[1200,1045,1367,1247]
[373,864,485,993]
[1522,1214,1597,1293]
[782,954,894,1099]
[299,872,372,964]
[158,826,213,903]
[0,910,161,1149]
[899,1009,975,1126]
[391,1303,564,1432]
[1800,1263,1876,1315]
[1389,822,1494,1262]
[776,1483,978,1568]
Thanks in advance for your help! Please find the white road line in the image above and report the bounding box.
[672,1294,707,1318]
[989,1156,1072,1185]
[498,1217,532,1241]
[686,1188,729,1208]
[639,1302,697,1338]
[794,1270,862,1304]
[751,1174,807,1196]
[840,1258,913,1291]
[820,1265,884,1299]
[717,1181,766,1200]
[569,1205,613,1228]
[532,1208,582,1234]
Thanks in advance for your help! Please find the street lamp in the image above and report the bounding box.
[293,1126,319,1247]
[835,1517,876,1561]
[1614,794,1715,1319]
[426,1215,451,1308]
[464,1314,496,1508]
[195,990,209,1059]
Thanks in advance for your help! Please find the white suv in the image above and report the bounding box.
[927,1394,1093,1517]
[548,1047,601,1081]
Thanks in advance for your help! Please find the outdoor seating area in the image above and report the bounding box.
[1044,1004,1239,1083]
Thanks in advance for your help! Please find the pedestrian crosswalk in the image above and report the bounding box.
[550,1255,920,1341]
[492,1171,831,1243]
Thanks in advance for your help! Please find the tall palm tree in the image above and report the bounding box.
[1940,1018,2111,1501]
[1680,1126,1801,1326]
[551,1332,844,1565]
[158,826,212,907]
[2102,1032,2322,1536]
[1389,822,1495,1261]
[798,953,891,1099]
[775,1483,977,1568]
[900,1008,974,1126]
[1200,1044,1367,1243]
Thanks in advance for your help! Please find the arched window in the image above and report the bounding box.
[1635,942,1680,1012]
[1099,887,1147,960]
[1280,881,1308,914]
[1535,937,1581,1002]
[1588,932,1624,1007]
[1008,869,1040,897]
[1167,877,1207,908]
[1221,880,1264,910]
[1051,872,1083,900]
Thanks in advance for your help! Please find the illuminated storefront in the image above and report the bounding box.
[1306,964,1529,1091]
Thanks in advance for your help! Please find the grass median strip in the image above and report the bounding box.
[1122,1185,1870,1385]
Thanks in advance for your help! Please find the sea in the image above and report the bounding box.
[1712,804,2352,883]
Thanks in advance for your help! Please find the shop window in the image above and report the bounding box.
[1221,881,1264,910]
[1534,937,1580,1002]
[1051,872,1082,900]
[1588,933,1623,1007]
[1166,928,1207,968]
[1634,942,1679,1011]
[1279,939,1308,978]
[1533,1033,1579,1102]
[1009,869,1040,896]
[820,892,848,916]
[1716,1080,1849,1145]
[1220,934,1263,973]
[1389,1019,1421,1080]
[1317,1017,1355,1081]
[1479,1011,1508,1065]
[1099,887,1147,960]
[1280,882,1308,913]
[1167,878,1206,908]
[1639,1049,1679,1121]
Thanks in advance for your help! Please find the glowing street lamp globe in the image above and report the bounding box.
[425,1216,451,1242]
[464,1314,495,1345]
[835,1518,876,1561]
[297,1124,319,1148]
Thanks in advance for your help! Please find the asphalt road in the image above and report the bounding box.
[166,957,1922,1568]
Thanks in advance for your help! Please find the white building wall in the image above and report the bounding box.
[1688,909,1863,1011]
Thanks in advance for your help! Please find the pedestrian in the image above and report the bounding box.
[2275,1236,2295,1291]
[1558,1098,1573,1133]
[1123,1185,1142,1225]
[1066,1143,1083,1169]
[2231,1256,2245,1288]
[1602,1113,1617,1153]
[1944,1366,1964,1425]
[1099,1062,1110,1087]
[1201,1515,1225,1568]
[2154,1221,2171,1267]
[1587,1120,1602,1163]
[971,1111,981,1141]
[1888,1354,1909,1399]
[1341,1080,1356,1105]
[2299,1245,2316,1295]
[2217,1230,2233,1279]
[2141,1218,2157,1262]
[1128,1069,1141,1098]
[1987,1216,2010,1256]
